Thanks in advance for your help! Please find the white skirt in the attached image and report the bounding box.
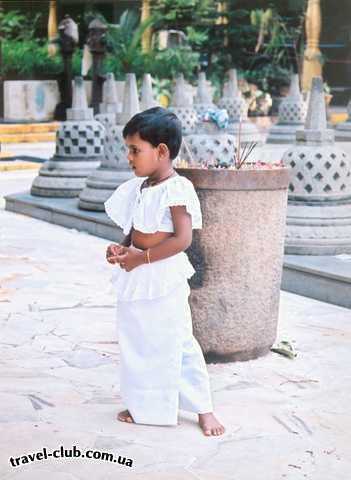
[113,247,213,426]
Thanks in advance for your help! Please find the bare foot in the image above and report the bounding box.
[117,409,134,423]
[198,412,225,436]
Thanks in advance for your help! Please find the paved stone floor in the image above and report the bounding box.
[1,170,350,479]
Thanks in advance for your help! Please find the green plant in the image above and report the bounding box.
[0,9,41,41]
[104,10,156,78]
[146,46,199,80]
[151,77,172,103]
[243,63,292,97]
[250,7,305,75]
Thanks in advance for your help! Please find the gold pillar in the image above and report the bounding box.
[48,0,58,56]
[215,2,228,47]
[141,0,152,53]
[302,0,323,92]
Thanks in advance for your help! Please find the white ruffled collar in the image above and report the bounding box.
[137,173,181,194]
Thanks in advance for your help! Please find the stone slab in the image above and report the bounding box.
[282,254,351,308]
[4,191,122,243]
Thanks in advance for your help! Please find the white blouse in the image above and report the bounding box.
[104,174,202,235]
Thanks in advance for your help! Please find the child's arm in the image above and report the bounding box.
[115,206,192,269]
[144,206,192,262]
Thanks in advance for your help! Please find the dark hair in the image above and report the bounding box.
[122,107,182,160]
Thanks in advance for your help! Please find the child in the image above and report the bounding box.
[104,107,225,436]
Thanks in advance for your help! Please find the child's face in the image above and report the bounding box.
[125,133,165,177]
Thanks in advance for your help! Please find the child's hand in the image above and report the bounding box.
[106,243,124,264]
[114,246,144,272]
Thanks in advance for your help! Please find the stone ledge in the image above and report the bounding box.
[282,254,351,308]
[4,191,123,243]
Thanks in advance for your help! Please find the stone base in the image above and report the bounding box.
[205,345,272,363]
[30,155,103,198]
[335,121,351,142]
[78,167,134,211]
[282,254,351,309]
[266,123,304,144]
[285,202,351,255]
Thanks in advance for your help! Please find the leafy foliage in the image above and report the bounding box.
[0,9,41,41]
[104,10,154,78]
[1,1,307,103]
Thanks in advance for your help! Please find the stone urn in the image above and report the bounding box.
[175,166,290,362]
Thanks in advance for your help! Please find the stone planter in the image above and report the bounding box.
[176,166,290,362]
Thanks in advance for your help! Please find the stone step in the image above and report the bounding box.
[0,122,59,143]
[0,132,56,143]
[0,122,59,134]
[0,151,14,159]
[282,254,351,309]
[329,112,348,125]
[0,160,40,172]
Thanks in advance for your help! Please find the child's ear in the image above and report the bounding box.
[157,143,170,159]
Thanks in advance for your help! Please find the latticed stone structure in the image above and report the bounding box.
[31,77,105,197]
[218,69,247,122]
[193,72,215,117]
[218,68,260,142]
[267,74,307,144]
[79,73,139,211]
[181,132,236,167]
[283,77,351,254]
[169,74,198,134]
[140,73,158,111]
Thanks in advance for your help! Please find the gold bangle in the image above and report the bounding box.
[146,248,151,264]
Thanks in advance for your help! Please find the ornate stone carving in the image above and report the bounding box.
[267,74,307,144]
[193,72,214,116]
[169,74,197,134]
[140,73,158,111]
[283,77,351,254]
[78,73,138,210]
[218,69,261,143]
[31,77,105,198]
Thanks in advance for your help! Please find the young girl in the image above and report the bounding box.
[104,107,225,436]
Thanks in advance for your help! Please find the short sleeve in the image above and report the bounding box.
[160,176,202,229]
[104,177,141,235]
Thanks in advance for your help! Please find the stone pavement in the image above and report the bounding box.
[0,170,350,480]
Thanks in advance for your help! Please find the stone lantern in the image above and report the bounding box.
[54,15,79,120]
[87,18,108,114]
